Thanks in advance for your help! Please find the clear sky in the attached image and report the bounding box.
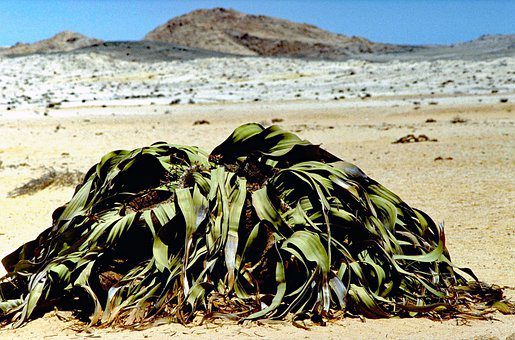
[0,0,514,46]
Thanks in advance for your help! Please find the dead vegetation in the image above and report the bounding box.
[7,168,83,198]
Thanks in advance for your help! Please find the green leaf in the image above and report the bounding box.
[246,261,286,320]
[282,231,329,273]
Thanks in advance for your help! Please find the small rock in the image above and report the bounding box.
[47,102,61,109]
[451,116,468,124]
[193,120,210,125]
[393,134,438,144]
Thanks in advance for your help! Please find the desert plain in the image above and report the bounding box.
[0,45,514,339]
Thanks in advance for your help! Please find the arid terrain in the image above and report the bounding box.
[0,7,514,340]
[0,97,514,339]
[1,54,513,115]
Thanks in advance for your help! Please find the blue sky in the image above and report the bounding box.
[0,0,513,46]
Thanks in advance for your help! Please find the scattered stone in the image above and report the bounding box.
[451,116,468,124]
[425,118,436,123]
[193,120,210,125]
[46,102,61,109]
[393,134,438,144]
[434,156,453,161]
[271,118,284,123]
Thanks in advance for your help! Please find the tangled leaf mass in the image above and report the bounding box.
[1,123,512,328]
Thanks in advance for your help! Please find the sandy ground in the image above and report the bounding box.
[0,96,513,339]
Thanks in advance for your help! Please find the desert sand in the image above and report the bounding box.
[0,92,514,338]
[0,13,514,335]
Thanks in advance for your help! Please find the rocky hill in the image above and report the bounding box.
[0,31,102,57]
[144,7,410,59]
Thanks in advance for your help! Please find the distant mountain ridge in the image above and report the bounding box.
[0,9,513,61]
[144,7,410,59]
[452,34,515,48]
[0,31,102,56]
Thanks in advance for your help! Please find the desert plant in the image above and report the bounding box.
[0,123,512,328]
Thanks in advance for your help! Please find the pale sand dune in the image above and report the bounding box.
[0,98,513,339]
